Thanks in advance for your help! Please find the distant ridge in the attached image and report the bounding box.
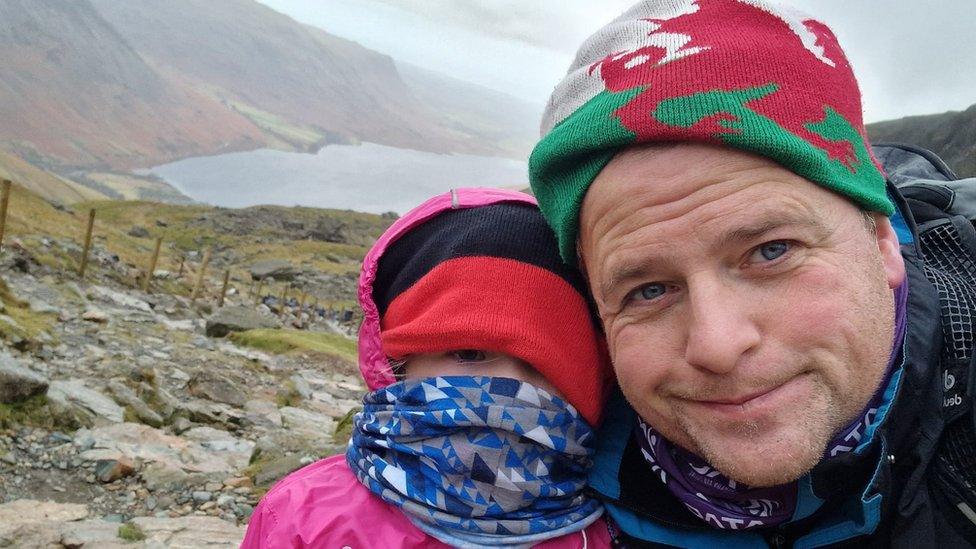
[868,104,976,178]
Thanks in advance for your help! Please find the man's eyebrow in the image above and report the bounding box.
[717,215,828,250]
[599,254,677,304]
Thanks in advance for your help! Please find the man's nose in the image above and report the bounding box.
[683,278,761,374]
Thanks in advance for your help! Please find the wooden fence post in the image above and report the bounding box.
[190,248,212,303]
[141,237,163,293]
[218,269,231,307]
[0,179,11,251]
[177,256,185,278]
[78,209,96,277]
[254,278,265,305]
[278,283,289,317]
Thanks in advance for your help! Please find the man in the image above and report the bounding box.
[529,0,976,546]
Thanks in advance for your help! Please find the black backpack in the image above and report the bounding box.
[875,143,976,540]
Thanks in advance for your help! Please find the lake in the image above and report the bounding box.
[145,142,529,214]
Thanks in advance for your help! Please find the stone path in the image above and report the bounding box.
[0,242,364,547]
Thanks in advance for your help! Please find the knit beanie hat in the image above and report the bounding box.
[373,202,611,425]
[529,0,894,262]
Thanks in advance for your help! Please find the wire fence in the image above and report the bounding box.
[0,178,362,330]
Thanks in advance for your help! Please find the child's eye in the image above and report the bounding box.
[452,350,487,362]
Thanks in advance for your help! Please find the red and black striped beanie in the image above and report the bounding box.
[373,202,611,425]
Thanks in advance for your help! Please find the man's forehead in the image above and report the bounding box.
[580,142,859,233]
[582,144,788,222]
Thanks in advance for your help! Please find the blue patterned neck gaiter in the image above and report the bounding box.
[346,376,603,548]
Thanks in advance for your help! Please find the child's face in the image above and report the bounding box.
[403,351,563,398]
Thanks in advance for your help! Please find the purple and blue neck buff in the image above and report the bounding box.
[634,279,909,530]
[346,375,603,548]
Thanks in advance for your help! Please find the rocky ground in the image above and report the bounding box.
[0,238,366,547]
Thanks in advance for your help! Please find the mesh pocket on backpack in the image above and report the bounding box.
[919,219,976,512]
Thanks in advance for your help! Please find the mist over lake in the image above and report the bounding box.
[146,142,530,214]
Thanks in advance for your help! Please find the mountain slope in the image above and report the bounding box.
[88,0,523,159]
[867,104,976,178]
[0,151,108,204]
[396,62,541,159]
[0,0,266,170]
[0,0,540,176]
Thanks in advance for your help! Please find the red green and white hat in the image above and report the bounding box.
[529,0,894,262]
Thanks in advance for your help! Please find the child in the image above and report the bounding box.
[241,188,612,548]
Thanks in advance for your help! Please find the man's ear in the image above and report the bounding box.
[873,214,906,289]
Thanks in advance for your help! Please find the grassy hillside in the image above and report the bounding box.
[229,328,357,360]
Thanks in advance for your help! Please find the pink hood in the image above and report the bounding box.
[357,187,537,390]
[241,189,611,548]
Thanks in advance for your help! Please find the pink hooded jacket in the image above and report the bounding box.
[240,188,610,548]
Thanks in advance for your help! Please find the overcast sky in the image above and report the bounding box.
[259,0,975,123]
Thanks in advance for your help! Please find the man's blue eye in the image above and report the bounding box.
[758,241,790,261]
[637,283,667,300]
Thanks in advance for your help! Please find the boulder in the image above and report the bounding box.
[141,382,178,421]
[307,218,348,243]
[88,285,152,313]
[288,373,314,400]
[181,426,255,467]
[0,354,48,403]
[59,519,130,548]
[141,462,192,492]
[81,308,108,323]
[187,372,246,407]
[127,225,150,238]
[280,406,335,438]
[243,399,282,428]
[0,499,89,548]
[175,399,245,430]
[28,300,59,314]
[95,455,136,483]
[106,379,164,427]
[47,380,125,426]
[82,422,253,478]
[248,259,300,281]
[204,306,277,337]
[130,516,245,548]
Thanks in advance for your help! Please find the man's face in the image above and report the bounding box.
[579,143,905,487]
